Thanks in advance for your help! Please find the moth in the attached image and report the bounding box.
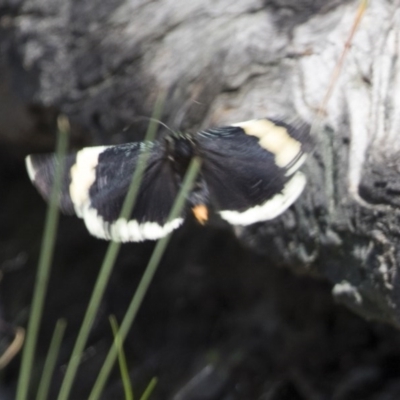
[26,118,311,242]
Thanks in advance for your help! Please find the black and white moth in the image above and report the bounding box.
[26,118,311,242]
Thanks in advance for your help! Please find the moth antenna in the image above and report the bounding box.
[145,117,177,136]
[129,116,178,137]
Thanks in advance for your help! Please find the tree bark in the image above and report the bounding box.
[2,0,400,323]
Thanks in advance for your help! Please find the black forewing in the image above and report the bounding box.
[88,141,182,226]
[195,126,287,212]
[269,118,314,154]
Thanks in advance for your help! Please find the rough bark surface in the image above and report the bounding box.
[1,0,400,398]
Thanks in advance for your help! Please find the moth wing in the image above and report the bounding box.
[196,119,310,226]
[26,151,78,215]
[26,142,184,242]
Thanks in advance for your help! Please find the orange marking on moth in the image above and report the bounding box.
[192,204,208,224]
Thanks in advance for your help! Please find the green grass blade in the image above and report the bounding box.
[89,156,202,400]
[56,240,121,400]
[109,316,134,400]
[16,116,70,400]
[57,97,164,400]
[139,378,157,400]
[36,319,67,400]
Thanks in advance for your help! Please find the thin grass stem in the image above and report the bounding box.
[16,116,69,400]
[89,156,201,400]
[36,319,67,400]
[57,96,164,400]
[109,316,134,400]
[139,378,158,400]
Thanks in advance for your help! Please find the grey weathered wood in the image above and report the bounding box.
[1,0,400,326]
